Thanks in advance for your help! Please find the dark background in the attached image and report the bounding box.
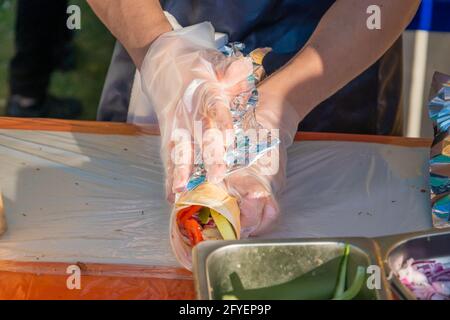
[0,0,115,120]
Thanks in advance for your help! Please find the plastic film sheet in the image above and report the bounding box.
[0,129,432,267]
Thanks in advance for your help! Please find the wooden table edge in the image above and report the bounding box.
[0,117,432,147]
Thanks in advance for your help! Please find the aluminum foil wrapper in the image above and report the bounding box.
[428,72,450,228]
[186,43,278,190]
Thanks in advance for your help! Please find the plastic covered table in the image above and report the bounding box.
[0,118,433,299]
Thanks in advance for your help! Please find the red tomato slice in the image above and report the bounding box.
[184,218,204,246]
[177,205,202,225]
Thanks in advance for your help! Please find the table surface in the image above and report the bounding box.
[0,117,432,300]
[0,117,432,146]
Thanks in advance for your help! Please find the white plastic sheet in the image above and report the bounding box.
[0,129,432,267]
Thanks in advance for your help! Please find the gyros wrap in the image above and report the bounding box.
[170,183,240,269]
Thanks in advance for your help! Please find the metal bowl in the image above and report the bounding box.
[192,237,392,300]
[377,228,450,300]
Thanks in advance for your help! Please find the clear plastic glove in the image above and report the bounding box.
[225,84,302,237]
[140,22,254,202]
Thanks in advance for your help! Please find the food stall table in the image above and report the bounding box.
[0,118,432,299]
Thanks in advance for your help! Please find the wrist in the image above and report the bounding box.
[256,83,301,147]
[258,80,303,124]
[261,45,324,121]
[133,19,172,68]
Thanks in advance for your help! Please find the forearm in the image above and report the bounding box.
[87,0,172,68]
[262,0,420,120]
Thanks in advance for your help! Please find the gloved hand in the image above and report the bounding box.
[224,82,302,237]
[139,22,255,202]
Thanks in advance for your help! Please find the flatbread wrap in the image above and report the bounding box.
[170,182,240,269]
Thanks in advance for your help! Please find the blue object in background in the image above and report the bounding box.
[407,0,450,32]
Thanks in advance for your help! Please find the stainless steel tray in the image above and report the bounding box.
[376,228,450,300]
[192,237,392,300]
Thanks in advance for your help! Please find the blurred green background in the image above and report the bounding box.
[0,0,115,120]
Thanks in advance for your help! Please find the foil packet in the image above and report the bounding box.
[428,72,450,228]
[186,44,278,190]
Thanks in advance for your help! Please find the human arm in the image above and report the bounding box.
[86,0,172,68]
[258,0,421,124]
[233,0,421,236]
